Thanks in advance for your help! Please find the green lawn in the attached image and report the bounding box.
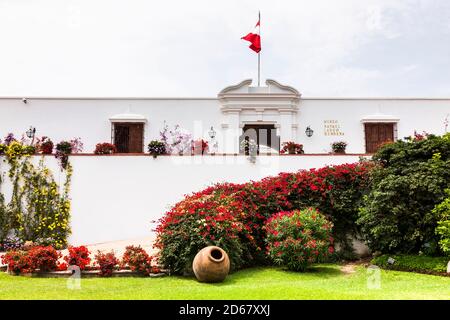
[1,264,449,300]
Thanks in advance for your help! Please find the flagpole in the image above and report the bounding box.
[258,52,260,87]
[258,10,261,87]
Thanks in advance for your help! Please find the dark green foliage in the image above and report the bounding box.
[147,140,167,158]
[433,190,450,255]
[373,133,450,168]
[372,254,449,275]
[358,134,450,254]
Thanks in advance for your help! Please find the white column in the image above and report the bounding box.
[279,110,293,143]
[222,110,240,154]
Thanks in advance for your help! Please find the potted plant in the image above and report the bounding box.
[38,136,54,154]
[148,140,167,158]
[281,142,304,155]
[55,138,83,169]
[331,141,347,154]
[94,142,117,155]
[56,141,72,155]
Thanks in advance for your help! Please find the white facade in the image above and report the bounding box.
[1,78,450,244]
[1,79,449,154]
[0,155,367,245]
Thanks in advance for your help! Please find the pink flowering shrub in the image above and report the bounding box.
[265,208,334,271]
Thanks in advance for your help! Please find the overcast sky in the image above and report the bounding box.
[1,0,450,97]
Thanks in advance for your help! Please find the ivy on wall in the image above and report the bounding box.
[0,141,72,249]
[0,173,8,242]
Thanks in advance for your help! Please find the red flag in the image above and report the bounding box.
[241,17,261,53]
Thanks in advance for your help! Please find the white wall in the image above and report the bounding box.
[298,99,450,153]
[0,98,221,153]
[1,97,449,155]
[0,155,365,245]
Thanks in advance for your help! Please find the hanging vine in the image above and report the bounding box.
[0,171,9,243]
[0,139,73,249]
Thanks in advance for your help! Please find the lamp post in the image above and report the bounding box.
[208,126,216,139]
[26,126,36,144]
[305,126,314,138]
[208,126,217,155]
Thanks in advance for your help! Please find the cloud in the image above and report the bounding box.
[0,0,449,97]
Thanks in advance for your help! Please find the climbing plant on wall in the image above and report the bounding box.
[0,173,9,244]
[0,137,72,249]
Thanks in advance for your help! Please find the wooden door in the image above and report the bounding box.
[114,123,144,153]
[114,124,130,153]
[365,123,394,153]
[128,123,144,153]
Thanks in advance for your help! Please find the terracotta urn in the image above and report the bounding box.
[192,246,230,283]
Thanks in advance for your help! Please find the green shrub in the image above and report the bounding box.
[373,133,450,168]
[358,134,450,255]
[265,208,334,272]
[372,254,449,275]
[433,190,450,255]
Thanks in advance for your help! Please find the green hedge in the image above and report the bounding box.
[372,254,449,276]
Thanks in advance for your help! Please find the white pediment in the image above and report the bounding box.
[218,79,301,114]
[361,113,399,123]
[109,113,147,123]
[218,79,300,97]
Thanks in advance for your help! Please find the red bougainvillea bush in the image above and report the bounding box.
[155,162,374,274]
[154,188,253,275]
[265,208,334,271]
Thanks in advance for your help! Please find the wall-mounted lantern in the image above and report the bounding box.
[305,126,314,137]
[208,126,216,139]
[26,126,36,141]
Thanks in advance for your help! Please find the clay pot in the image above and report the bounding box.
[192,246,230,283]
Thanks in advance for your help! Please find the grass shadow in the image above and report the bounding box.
[162,264,345,288]
[303,265,344,277]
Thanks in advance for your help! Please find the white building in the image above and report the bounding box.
[1,79,449,155]
[1,79,450,244]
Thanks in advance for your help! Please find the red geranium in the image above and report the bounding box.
[64,246,91,270]
[120,245,159,275]
[94,142,117,155]
[28,246,61,272]
[94,251,119,277]
[1,250,35,274]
